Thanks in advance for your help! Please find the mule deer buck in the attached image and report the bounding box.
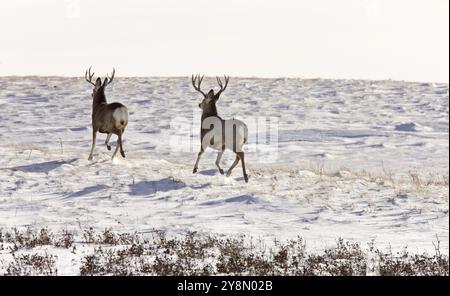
[85,67,128,160]
[191,74,249,182]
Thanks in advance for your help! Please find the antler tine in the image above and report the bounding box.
[215,74,229,97]
[216,76,223,88]
[191,74,206,96]
[85,66,96,86]
[104,68,115,87]
[109,68,115,81]
[196,74,204,86]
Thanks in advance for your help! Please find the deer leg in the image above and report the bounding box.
[105,133,112,151]
[111,133,121,160]
[119,130,125,158]
[215,151,224,174]
[193,148,204,174]
[88,129,97,160]
[226,154,240,177]
[237,152,248,183]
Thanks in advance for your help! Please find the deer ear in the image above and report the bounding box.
[102,78,109,87]
[95,78,102,87]
[207,89,214,98]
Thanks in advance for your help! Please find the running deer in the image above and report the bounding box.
[191,74,249,182]
[85,67,128,160]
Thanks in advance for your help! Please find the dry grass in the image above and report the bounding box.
[0,228,447,276]
[0,228,73,251]
[305,160,449,193]
[5,253,57,276]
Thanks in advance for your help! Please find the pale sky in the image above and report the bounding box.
[0,0,448,82]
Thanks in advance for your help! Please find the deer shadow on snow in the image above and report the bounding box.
[199,194,259,206]
[64,184,110,198]
[197,169,218,176]
[12,159,77,173]
[129,178,187,196]
[198,168,246,182]
[63,178,190,199]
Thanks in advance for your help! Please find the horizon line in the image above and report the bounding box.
[0,74,448,85]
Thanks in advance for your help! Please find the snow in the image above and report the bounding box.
[0,76,448,258]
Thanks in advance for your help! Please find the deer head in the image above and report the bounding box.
[191,74,229,111]
[85,67,115,98]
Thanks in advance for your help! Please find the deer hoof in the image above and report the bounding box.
[121,151,126,158]
[219,169,224,175]
[107,145,111,151]
[88,155,93,161]
[244,174,249,183]
[193,168,198,174]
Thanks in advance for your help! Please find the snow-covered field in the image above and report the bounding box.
[0,76,448,258]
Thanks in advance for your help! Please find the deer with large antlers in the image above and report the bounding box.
[85,67,128,160]
[191,75,249,182]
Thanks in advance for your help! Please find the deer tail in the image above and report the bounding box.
[113,107,129,129]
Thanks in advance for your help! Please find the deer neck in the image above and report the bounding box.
[92,92,107,112]
[201,104,222,122]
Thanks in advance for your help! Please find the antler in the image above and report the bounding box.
[215,75,230,98]
[191,74,206,96]
[85,67,96,86]
[103,68,115,87]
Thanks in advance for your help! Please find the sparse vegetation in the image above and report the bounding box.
[6,253,57,276]
[0,228,447,276]
[0,227,73,251]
